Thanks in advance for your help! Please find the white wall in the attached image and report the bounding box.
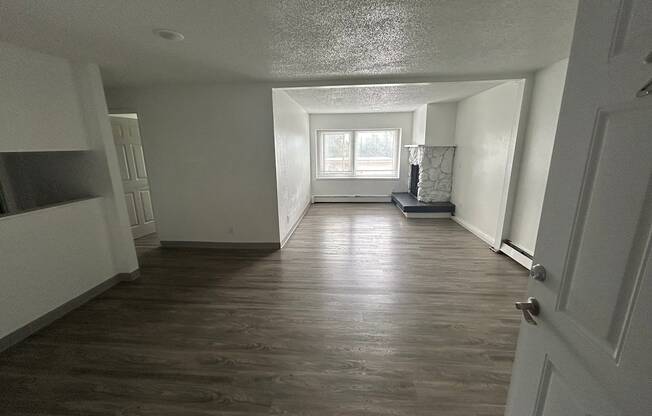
[412,103,458,147]
[508,59,569,254]
[0,42,89,152]
[309,112,413,197]
[424,102,458,146]
[272,90,311,245]
[0,199,115,338]
[0,42,138,341]
[451,81,525,246]
[105,84,281,244]
[412,105,428,145]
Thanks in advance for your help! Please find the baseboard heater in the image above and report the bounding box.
[500,239,534,269]
[312,195,392,203]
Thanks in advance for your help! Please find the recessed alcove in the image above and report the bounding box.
[0,151,98,217]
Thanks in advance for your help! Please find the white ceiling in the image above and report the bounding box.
[283,81,508,113]
[0,0,578,88]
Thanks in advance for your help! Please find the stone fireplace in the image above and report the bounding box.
[406,145,455,203]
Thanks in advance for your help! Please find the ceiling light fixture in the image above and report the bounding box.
[154,29,185,41]
[283,83,433,91]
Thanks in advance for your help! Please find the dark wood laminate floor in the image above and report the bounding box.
[0,203,528,415]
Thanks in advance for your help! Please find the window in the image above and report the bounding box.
[317,129,400,178]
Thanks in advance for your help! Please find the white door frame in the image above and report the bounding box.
[109,109,158,240]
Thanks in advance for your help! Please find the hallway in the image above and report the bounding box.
[0,203,527,415]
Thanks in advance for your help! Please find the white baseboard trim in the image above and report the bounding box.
[451,215,496,247]
[312,195,391,203]
[160,241,281,250]
[280,202,312,248]
[500,242,533,269]
[402,211,451,218]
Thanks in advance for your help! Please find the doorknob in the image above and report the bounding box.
[636,78,652,97]
[529,264,546,281]
[515,297,540,325]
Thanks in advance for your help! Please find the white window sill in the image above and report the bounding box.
[315,176,400,181]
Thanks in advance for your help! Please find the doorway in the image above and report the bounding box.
[109,113,158,248]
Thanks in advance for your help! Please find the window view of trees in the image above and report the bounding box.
[355,131,396,174]
[318,129,399,178]
[322,132,352,173]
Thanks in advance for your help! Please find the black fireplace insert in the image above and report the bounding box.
[409,164,419,197]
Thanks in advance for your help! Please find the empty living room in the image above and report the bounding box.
[1,1,651,415]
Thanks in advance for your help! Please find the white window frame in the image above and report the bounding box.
[316,128,401,180]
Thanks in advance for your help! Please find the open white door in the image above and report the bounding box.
[110,116,157,239]
[506,1,652,415]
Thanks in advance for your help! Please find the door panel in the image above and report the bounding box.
[111,123,122,140]
[110,116,156,239]
[132,144,148,179]
[533,355,619,416]
[561,107,652,352]
[124,192,138,226]
[537,361,585,416]
[117,144,131,180]
[140,190,155,223]
[506,1,652,415]
[611,0,652,55]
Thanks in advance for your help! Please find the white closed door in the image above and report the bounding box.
[506,1,652,415]
[110,116,156,239]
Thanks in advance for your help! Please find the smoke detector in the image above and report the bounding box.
[154,29,185,41]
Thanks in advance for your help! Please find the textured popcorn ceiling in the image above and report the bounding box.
[0,0,578,87]
[283,81,507,113]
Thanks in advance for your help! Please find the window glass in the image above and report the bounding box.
[354,130,398,176]
[321,132,352,175]
[317,129,399,178]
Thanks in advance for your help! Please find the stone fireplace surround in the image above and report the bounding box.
[406,145,456,203]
